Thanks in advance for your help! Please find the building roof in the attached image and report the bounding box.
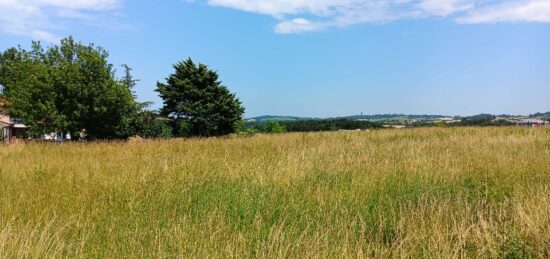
[0,98,8,113]
[0,113,28,128]
[437,117,456,121]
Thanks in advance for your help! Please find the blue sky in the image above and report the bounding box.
[1,0,549,117]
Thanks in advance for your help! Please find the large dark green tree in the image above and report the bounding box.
[156,58,245,137]
[0,37,139,139]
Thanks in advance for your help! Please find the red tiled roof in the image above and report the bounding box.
[0,114,12,124]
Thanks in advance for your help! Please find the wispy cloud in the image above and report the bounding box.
[2,0,548,40]
[201,0,550,33]
[457,0,550,23]
[0,0,123,42]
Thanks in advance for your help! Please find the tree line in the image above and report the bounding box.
[0,37,244,140]
[245,119,381,133]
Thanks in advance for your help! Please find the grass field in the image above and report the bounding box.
[1,127,549,258]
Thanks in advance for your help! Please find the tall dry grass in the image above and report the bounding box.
[0,127,549,258]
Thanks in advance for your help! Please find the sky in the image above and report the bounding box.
[0,0,549,117]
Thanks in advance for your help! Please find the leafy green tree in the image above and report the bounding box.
[0,43,59,137]
[156,58,245,137]
[0,37,139,139]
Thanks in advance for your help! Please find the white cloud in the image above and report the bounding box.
[457,0,550,23]
[37,0,120,10]
[0,0,122,42]
[201,0,550,33]
[275,18,325,34]
[2,0,549,39]
[419,0,474,16]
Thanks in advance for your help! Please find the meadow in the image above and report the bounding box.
[1,127,549,258]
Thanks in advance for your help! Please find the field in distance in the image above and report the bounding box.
[1,127,549,258]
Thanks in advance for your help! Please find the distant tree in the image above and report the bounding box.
[457,114,496,126]
[129,110,172,139]
[156,58,245,137]
[0,37,139,139]
[263,120,286,133]
[531,112,550,121]
[245,119,381,132]
[120,64,139,93]
[434,121,446,127]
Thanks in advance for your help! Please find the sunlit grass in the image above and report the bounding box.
[1,127,549,257]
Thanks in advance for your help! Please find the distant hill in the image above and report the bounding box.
[530,112,550,120]
[247,112,550,124]
[342,114,447,121]
[247,114,447,123]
